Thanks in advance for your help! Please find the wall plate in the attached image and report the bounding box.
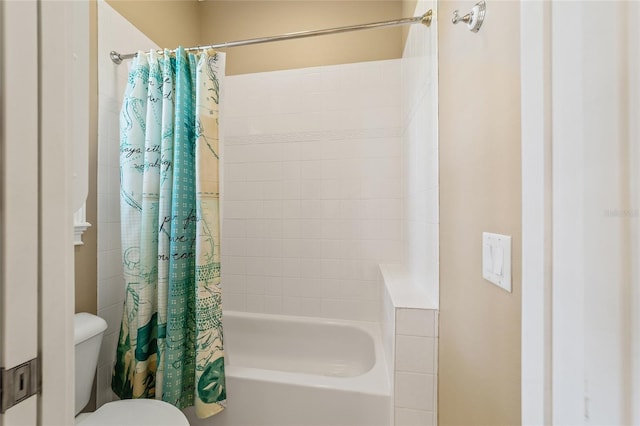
[482,232,512,292]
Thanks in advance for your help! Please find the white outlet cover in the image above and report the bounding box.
[482,232,512,292]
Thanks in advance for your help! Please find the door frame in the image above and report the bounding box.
[39,0,89,424]
[0,1,87,424]
[520,1,552,424]
[521,1,639,424]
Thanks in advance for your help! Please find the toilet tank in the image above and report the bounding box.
[74,313,108,415]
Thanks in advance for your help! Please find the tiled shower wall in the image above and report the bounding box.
[402,0,439,302]
[221,61,403,321]
[381,1,440,424]
[96,0,159,407]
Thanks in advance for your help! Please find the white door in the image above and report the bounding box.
[0,0,86,424]
[0,1,40,424]
[521,1,639,424]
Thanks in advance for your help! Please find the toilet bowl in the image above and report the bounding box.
[74,312,189,426]
[75,399,189,426]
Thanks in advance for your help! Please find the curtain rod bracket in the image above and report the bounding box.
[421,10,433,27]
[110,51,122,65]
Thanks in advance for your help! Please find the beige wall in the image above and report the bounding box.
[104,0,406,75]
[75,0,99,316]
[105,0,201,48]
[437,0,521,424]
[199,1,404,75]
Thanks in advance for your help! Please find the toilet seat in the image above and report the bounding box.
[76,399,189,426]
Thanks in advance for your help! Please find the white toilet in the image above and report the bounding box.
[74,312,190,426]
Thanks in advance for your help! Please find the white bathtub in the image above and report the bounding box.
[185,311,391,426]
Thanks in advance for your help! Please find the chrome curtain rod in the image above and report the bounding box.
[110,10,432,64]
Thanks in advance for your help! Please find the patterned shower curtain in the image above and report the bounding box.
[112,47,226,419]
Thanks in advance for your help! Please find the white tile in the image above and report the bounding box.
[96,364,114,408]
[263,296,282,314]
[381,288,396,382]
[282,220,303,239]
[245,275,266,295]
[246,295,264,312]
[263,276,283,296]
[321,299,378,322]
[282,259,302,278]
[339,200,363,219]
[281,239,300,258]
[298,141,323,161]
[224,201,262,219]
[281,162,301,180]
[321,200,341,219]
[282,296,322,317]
[281,277,301,296]
[221,256,245,275]
[224,163,251,182]
[222,293,246,311]
[100,194,120,222]
[221,238,249,257]
[259,219,284,238]
[362,199,402,220]
[98,275,125,310]
[298,220,323,239]
[396,308,436,337]
[221,274,246,294]
[359,260,382,281]
[262,201,283,219]
[282,200,302,219]
[396,335,435,374]
[395,372,434,411]
[262,181,283,200]
[361,158,401,180]
[247,162,282,181]
[299,200,323,219]
[322,279,369,300]
[300,180,323,200]
[360,219,402,241]
[299,258,322,279]
[361,178,401,199]
[322,220,360,240]
[98,303,123,336]
[321,239,360,260]
[263,238,283,258]
[280,143,302,162]
[395,408,434,426]
[223,145,249,164]
[294,239,321,259]
[319,180,341,200]
[98,331,118,368]
[246,257,282,277]
[339,179,362,200]
[282,180,302,200]
[99,249,121,280]
[224,181,259,201]
[361,239,402,263]
[300,160,323,180]
[321,259,357,280]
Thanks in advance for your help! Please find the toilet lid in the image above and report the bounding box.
[77,399,189,426]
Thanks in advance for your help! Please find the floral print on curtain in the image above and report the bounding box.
[112,47,226,419]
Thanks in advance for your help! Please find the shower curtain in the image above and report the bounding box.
[112,47,226,419]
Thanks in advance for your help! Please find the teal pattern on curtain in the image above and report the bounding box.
[113,47,226,419]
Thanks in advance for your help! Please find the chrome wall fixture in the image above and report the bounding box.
[452,0,486,33]
[110,10,433,65]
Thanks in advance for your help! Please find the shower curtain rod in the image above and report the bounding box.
[110,10,433,64]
